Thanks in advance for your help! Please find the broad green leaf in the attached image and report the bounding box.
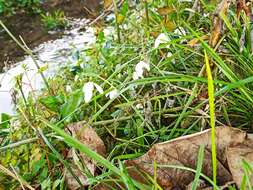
[60,90,83,118]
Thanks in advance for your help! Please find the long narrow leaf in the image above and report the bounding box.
[204,50,217,186]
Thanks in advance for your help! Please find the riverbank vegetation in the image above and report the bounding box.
[0,0,42,16]
[1,0,253,189]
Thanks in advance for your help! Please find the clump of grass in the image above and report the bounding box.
[0,0,42,16]
[41,10,68,30]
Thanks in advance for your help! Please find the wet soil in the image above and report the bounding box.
[0,0,101,73]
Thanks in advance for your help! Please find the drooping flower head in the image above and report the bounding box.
[154,33,170,49]
[133,61,150,80]
[83,82,103,103]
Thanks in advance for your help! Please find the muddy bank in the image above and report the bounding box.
[0,0,101,72]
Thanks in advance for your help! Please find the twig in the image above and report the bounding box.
[144,0,150,26]
[112,0,121,43]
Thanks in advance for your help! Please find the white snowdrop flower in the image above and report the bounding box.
[83,82,103,103]
[83,82,94,103]
[106,89,119,99]
[154,33,170,48]
[65,85,72,93]
[136,103,144,109]
[133,61,150,80]
[174,27,187,36]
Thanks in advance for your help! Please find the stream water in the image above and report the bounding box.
[0,18,97,115]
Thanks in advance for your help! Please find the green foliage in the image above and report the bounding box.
[0,113,11,128]
[0,0,42,16]
[41,10,68,30]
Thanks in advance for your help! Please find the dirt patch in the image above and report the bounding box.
[0,0,101,73]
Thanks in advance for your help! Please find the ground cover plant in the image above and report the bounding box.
[0,0,42,16]
[1,0,253,189]
[41,9,68,30]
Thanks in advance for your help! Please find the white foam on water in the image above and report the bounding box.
[0,18,96,115]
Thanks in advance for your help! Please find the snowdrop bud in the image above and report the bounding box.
[154,33,170,48]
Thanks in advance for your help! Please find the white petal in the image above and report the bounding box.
[83,82,94,103]
[136,103,144,109]
[154,33,170,48]
[135,67,144,78]
[133,72,139,80]
[134,61,150,79]
[136,61,150,72]
[174,27,186,36]
[94,83,104,94]
[106,89,119,99]
[136,61,150,71]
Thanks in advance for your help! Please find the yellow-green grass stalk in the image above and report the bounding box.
[204,50,217,186]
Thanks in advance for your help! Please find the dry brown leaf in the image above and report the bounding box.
[64,122,106,189]
[157,6,175,16]
[126,127,246,189]
[187,35,209,47]
[162,19,176,32]
[237,0,251,17]
[104,0,113,9]
[227,136,253,188]
[186,179,210,190]
[209,0,230,47]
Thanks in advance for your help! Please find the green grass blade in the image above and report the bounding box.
[204,50,217,186]
[192,145,205,190]
[40,118,120,173]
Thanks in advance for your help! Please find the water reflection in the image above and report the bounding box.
[0,18,96,114]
